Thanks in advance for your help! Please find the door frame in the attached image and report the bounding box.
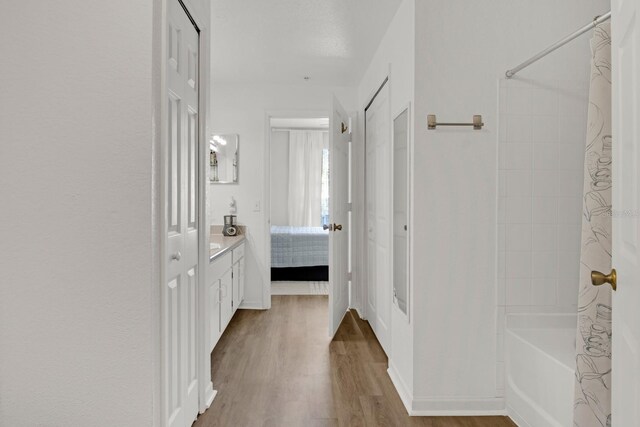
[154,0,213,424]
[361,74,390,325]
[263,110,330,309]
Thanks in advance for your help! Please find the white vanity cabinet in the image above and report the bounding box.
[231,243,245,314]
[208,240,245,351]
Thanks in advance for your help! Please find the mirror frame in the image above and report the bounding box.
[392,103,411,321]
[209,133,239,184]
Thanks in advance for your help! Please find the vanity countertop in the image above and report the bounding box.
[209,233,246,262]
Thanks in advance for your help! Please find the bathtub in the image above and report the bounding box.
[505,313,577,427]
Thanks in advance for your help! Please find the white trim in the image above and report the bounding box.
[150,2,165,425]
[155,1,170,425]
[388,362,507,417]
[331,309,350,339]
[506,405,529,427]
[353,306,367,321]
[387,361,413,414]
[390,101,412,324]
[387,361,508,418]
[238,300,265,310]
[201,387,217,414]
[410,397,507,416]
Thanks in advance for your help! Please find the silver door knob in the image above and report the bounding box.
[171,251,182,261]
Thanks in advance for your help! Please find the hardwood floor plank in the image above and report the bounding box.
[193,296,515,427]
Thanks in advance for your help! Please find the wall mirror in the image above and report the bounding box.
[210,134,239,184]
[392,106,410,318]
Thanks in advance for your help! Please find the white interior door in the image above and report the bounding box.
[365,81,391,353]
[163,1,199,426]
[611,1,640,424]
[329,96,351,337]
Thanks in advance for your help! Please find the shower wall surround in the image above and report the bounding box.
[496,78,589,394]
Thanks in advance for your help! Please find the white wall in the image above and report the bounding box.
[1,1,213,424]
[269,130,290,226]
[412,0,610,413]
[354,0,416,403]
[208,83,356,308]
[496,77,589,394]
[0,2,155,425]
[498,79,588,313]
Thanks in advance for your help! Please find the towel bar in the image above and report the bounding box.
[427,114,484,130]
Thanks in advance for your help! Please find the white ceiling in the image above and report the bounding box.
[211,0,403,86]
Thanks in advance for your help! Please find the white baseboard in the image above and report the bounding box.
[387,361,412,414]
[410,397,506,416]
[199,383,216,414]
[238,300,265,310]
[506,405,529,427]
[353,306,366,320]
[387,360,506,416]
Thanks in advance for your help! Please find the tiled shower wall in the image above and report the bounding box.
[495,78,589,395]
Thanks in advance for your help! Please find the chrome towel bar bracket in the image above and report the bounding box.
[427,114,484,130]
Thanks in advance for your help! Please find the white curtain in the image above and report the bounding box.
[573,23,612,427]
[287,130,327,227]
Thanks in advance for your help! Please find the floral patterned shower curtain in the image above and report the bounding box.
[573,23,612,427]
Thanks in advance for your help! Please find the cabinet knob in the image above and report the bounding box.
[171,251,182,261]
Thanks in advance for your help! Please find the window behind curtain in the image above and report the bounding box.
[321,148,330,226]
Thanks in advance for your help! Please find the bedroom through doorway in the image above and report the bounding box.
[268,116,330,296]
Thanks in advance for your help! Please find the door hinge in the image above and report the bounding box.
[347,202,353,212]
[347,271,353,281]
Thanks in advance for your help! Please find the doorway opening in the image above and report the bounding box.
[268,117,331,296]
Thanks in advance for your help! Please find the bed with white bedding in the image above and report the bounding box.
[270,226,329,281]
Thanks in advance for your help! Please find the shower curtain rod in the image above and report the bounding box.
[505,11,611,78]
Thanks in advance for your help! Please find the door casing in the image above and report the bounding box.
[263,109,331,311]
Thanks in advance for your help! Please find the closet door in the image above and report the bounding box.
[163,2,199,426]
[365,81,391,354]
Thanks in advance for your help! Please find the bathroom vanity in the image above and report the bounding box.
[208,231,245,351]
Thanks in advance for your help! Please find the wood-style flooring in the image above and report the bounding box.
[193,295,515,427]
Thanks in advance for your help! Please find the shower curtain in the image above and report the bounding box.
[573,23,612,427]
[287,130,327,227]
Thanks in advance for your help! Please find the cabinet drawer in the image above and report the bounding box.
[232,242,245,263]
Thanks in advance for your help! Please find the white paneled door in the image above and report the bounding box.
[329,96,351,337]
[163,1,199,427]
[365,81,391,354]
[611,1,640,424]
